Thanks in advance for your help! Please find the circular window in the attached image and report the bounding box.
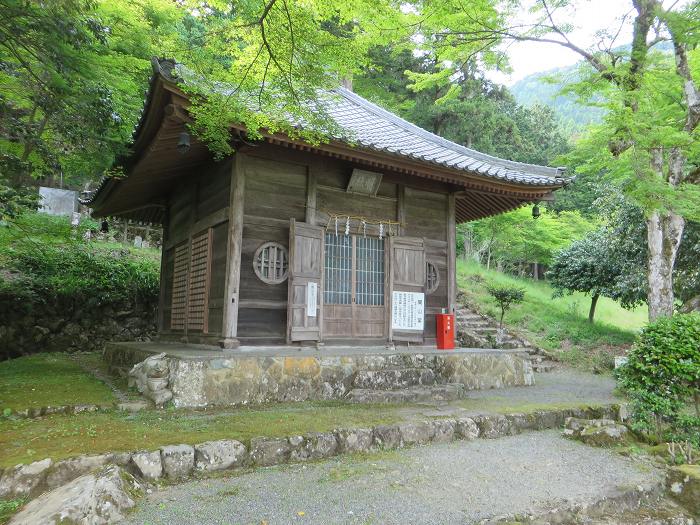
[426,261,440,294]
[253,242,289,284]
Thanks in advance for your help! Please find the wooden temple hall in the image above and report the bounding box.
[84,58,568,350]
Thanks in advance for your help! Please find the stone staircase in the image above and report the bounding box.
[347,367,465,403]
[455,305,556,373]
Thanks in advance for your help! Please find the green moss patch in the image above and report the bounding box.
[0,353,116,411]
[0,402,402,468]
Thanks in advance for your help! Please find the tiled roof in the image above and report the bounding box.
[324,87,566,185]
[82,58,567,207]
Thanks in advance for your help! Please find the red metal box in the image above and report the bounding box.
[436,313,455,350]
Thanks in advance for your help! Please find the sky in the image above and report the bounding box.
[489,0,634,85]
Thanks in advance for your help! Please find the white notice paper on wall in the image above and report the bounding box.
[391,291,424,331]
[306,282,318,317]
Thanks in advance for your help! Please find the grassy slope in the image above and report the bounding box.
[0,353,116,410]
[457,260,647,369]
[0,212,160,266]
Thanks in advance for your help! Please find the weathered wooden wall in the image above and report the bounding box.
[159,159,231,342]
[158,142,455,346]
[238,154,307,343]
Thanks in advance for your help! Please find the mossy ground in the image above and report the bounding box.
[456,259,646,371]
[0,353,116,411]
[0,401,404,468]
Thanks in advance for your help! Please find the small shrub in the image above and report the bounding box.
[486,284,525,329]
[618,313,700,445]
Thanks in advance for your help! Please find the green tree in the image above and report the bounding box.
[0,0,182,214]
[487,285,525,329]
[354,47,570,165]
[547,229,641,323]
[466,206,595,272]
[410,0,700,322]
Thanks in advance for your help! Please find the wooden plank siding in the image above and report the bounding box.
[237,154,307,343]
[155,141,455,346]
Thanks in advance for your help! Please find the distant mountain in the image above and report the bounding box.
[511,42,673,136]
[510,64,604,135]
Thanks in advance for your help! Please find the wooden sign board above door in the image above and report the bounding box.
[346,169,383,196]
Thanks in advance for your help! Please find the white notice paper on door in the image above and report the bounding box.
[306,282,318,317]
[391,291,424,331]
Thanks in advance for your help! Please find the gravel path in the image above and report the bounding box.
[125,430,660,525]
[466,369,619,406]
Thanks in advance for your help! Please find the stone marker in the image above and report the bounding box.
[9,465,143,525]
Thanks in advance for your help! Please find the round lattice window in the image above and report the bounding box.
[253,242,289,284]
[426,261,440,294]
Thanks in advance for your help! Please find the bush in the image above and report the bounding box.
[486,285,525,329]
[618,313,700,445]
[0,213,160,359]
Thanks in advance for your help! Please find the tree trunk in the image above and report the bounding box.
[533,262,539,281]
[588,293,600,323]
[646,210,684,321]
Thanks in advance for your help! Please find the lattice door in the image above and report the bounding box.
[187,229,212,332]
[170,242,189,331]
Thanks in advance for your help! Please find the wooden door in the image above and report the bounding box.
[323,233,385,339]
[389,236,426,343]
[287,219,323,342]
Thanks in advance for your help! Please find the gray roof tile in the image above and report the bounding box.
[322,87,567,185]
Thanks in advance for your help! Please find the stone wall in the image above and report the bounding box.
[0,299,156,360]
[106,345,534,408]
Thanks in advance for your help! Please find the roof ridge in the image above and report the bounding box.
[333,86,564,178]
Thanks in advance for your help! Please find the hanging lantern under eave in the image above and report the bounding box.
[176,131,191,155]
[532,203,541,219]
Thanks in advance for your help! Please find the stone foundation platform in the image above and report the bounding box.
[105,342,535,408]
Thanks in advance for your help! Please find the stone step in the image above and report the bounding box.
[353,368,436,390]
[347,383,465,403]
[533,363,555,373]
[469,326,499,334]
[455,316,487,324]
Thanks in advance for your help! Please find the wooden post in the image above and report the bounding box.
[220,154,246,349]
[305,162,318,225]
[397,185,406,235]
[447,192,457,314]
[157,211,169,333]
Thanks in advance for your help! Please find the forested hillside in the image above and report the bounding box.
[510,66,604,134]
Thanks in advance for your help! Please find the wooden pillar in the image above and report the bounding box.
[447,192,457,314]
[305,161,318,225]
[157,210,169,333]
[397,185,406,235]
[220,154,246,349]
